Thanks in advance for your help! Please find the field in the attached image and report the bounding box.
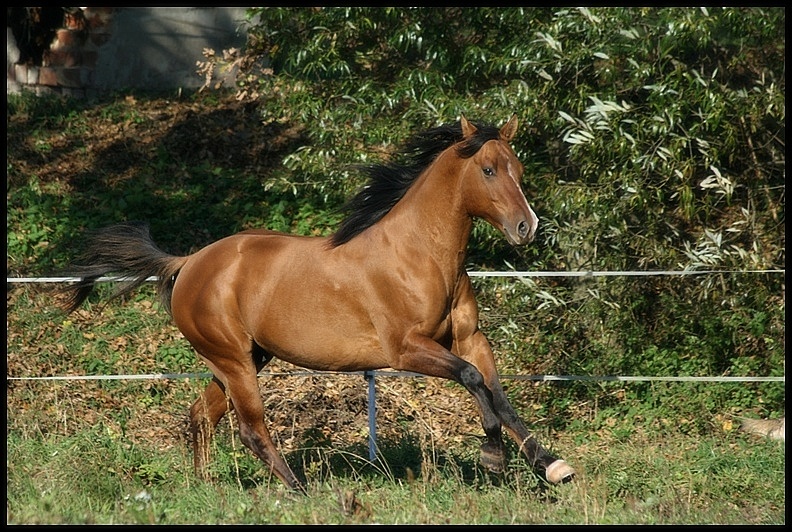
[6,282,785,524]
[7,88,785,524]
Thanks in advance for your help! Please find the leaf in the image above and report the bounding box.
[558,110,576,123]
[537,68,553,81]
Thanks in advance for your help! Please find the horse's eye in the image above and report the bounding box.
[483,167,495,177]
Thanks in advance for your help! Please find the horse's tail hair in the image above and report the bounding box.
[59,222,188,316]
[739,416,785,442]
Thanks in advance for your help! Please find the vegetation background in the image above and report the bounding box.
[7,7,785,524]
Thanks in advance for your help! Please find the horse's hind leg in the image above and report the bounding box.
[192,345,302,490]
[190,349,275,482]
[190,376,229,481]
[221,369,304,491]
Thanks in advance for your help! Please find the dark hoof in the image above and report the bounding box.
[479,442,507,473]
[545,460,575,484]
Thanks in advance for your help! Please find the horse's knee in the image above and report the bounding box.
[459,365,501,429]
[459,364,486,389]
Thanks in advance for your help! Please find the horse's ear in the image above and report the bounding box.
[500,114,518,142]
[460,114,477,138]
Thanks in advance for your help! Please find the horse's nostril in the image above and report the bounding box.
[517,221,528,238]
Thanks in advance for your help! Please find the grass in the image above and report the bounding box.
[7,283,786,524]
[7,412,785,524]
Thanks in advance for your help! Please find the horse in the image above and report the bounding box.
[59,114,575,491]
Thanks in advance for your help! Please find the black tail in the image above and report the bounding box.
[59,222,188,315]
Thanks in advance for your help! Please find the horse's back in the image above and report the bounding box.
[175,229,312,285]
[172,229,324,311]
[170,230,387,370]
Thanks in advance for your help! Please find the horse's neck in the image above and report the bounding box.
[381,157,473,270]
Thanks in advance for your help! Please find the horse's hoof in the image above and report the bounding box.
[545,459,575,484]
[479,443,507,473]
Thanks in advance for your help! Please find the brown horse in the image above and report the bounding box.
[60,115,575,491]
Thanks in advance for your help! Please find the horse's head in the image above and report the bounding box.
[458,114,538,246]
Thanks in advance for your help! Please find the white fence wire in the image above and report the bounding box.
[7,269,784,458]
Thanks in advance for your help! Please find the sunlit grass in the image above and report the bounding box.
[7,417,785,524]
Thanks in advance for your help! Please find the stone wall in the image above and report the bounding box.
[7,7,248,98]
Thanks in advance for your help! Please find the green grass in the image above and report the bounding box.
[7,418,785,524]
[6,283,785,524]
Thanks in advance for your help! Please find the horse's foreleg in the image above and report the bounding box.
[461,331,575,485]
[189,377,229,480]
[394,335,513,471]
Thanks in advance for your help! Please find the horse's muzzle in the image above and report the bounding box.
[505,218,536,246]
[517,220,531,240]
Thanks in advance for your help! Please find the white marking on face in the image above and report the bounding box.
[505,152,538,232]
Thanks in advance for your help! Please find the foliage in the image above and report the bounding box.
[5,8,785,522]
[202,5,784,412]
[216,7,784,269]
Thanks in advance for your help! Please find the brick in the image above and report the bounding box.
[29,65,40,85]
[43,49,82,68]
[64,12,87,31]
[12,64,24,84]
[15,64,40,85]
[52,29,84,51]
[36,66,91,88]
[38,67,58,86]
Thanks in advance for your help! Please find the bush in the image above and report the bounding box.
[195,6,786,415]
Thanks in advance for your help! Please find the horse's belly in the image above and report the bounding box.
[258,329,388,372]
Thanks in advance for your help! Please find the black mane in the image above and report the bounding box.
[329,119,502,247]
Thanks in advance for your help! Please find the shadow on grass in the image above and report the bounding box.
[207,428,550,494]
